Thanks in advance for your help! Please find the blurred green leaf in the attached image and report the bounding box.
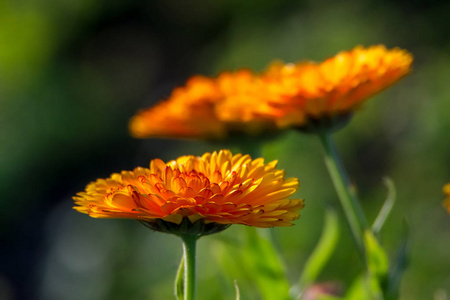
[175,256,184,300]
[386,222,409,300]
[364,230,388,281]
[345,274,383,300]
[300,209,340,290]
[212,227,291,300]
[244,227,291,300]
[234,280,240,300]
[372,178,396,235]
[345,230,389,300]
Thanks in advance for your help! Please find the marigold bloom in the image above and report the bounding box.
[213,70,282,134]
[262,45,413,129]
[73,150,304,232]
[129,76,226,139]
[129,70,280,139]
[444,183,450,213]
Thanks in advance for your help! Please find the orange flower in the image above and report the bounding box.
[263,45,413,129]
[130,45,412,137]
[213,70,282,134]
[73,150,304,233]
[444,183,450,213]
[129,76,226,139]
[129,70,280,140]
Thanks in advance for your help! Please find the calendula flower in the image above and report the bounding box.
[129,76,226,139]
[130,45,411,138]
[263,45,413,131]
[212,70,282,135]
[129,70,280,140]
[73,150,303,236]
[444,183,450,213]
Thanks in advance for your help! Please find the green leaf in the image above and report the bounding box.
[345,274,383,300]
[174,255,184,300]
[345,230,389,300]
[300,209,340,290]
[244,227,291,300]
[346,230,389,300]
[234,280,240,300]
[372,178,396,234]
[386,222,409,300]
[211,227,290,300]
[364,230,388,280]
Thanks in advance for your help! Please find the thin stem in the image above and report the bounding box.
[318,132,368,262]
[181,234,198,300]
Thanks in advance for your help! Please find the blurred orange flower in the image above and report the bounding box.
[130,45,412,137]
[129,70,278,139]
[213,70,282,135]
[129,76,225,139]
[262,45,413,129]
[73,150,303,230]
[444,183,450,212]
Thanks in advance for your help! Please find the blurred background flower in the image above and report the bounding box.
[444,184,450,213]
[1,0,450,299]
[129,70,279,140]
[260,45,412,130]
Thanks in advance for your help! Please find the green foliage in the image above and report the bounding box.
[365,230,389,284]
[243,228,291,300]
[346,274,383,300]
[345,230,389,300]
[299,209,340,290]
[175,256,184,300]
[385,224,409,300]
[234,280,241,300]
[372,178,396,235]
[212,227,291,300]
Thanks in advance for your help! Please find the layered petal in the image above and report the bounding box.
[73,150,304,228]
[129,70,279,139]
[262,45,413,128]
[129,45,412,138]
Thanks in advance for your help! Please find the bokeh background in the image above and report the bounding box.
[1,0,450,299]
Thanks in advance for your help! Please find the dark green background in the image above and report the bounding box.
[1,0,449,299]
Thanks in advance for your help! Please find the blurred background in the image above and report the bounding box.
[1,0,450,299]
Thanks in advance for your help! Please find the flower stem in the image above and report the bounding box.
[318,132,368,262]
[180,234,198,300]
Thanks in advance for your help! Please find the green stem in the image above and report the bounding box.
[318,132,368,262]
[181,234,198,300]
